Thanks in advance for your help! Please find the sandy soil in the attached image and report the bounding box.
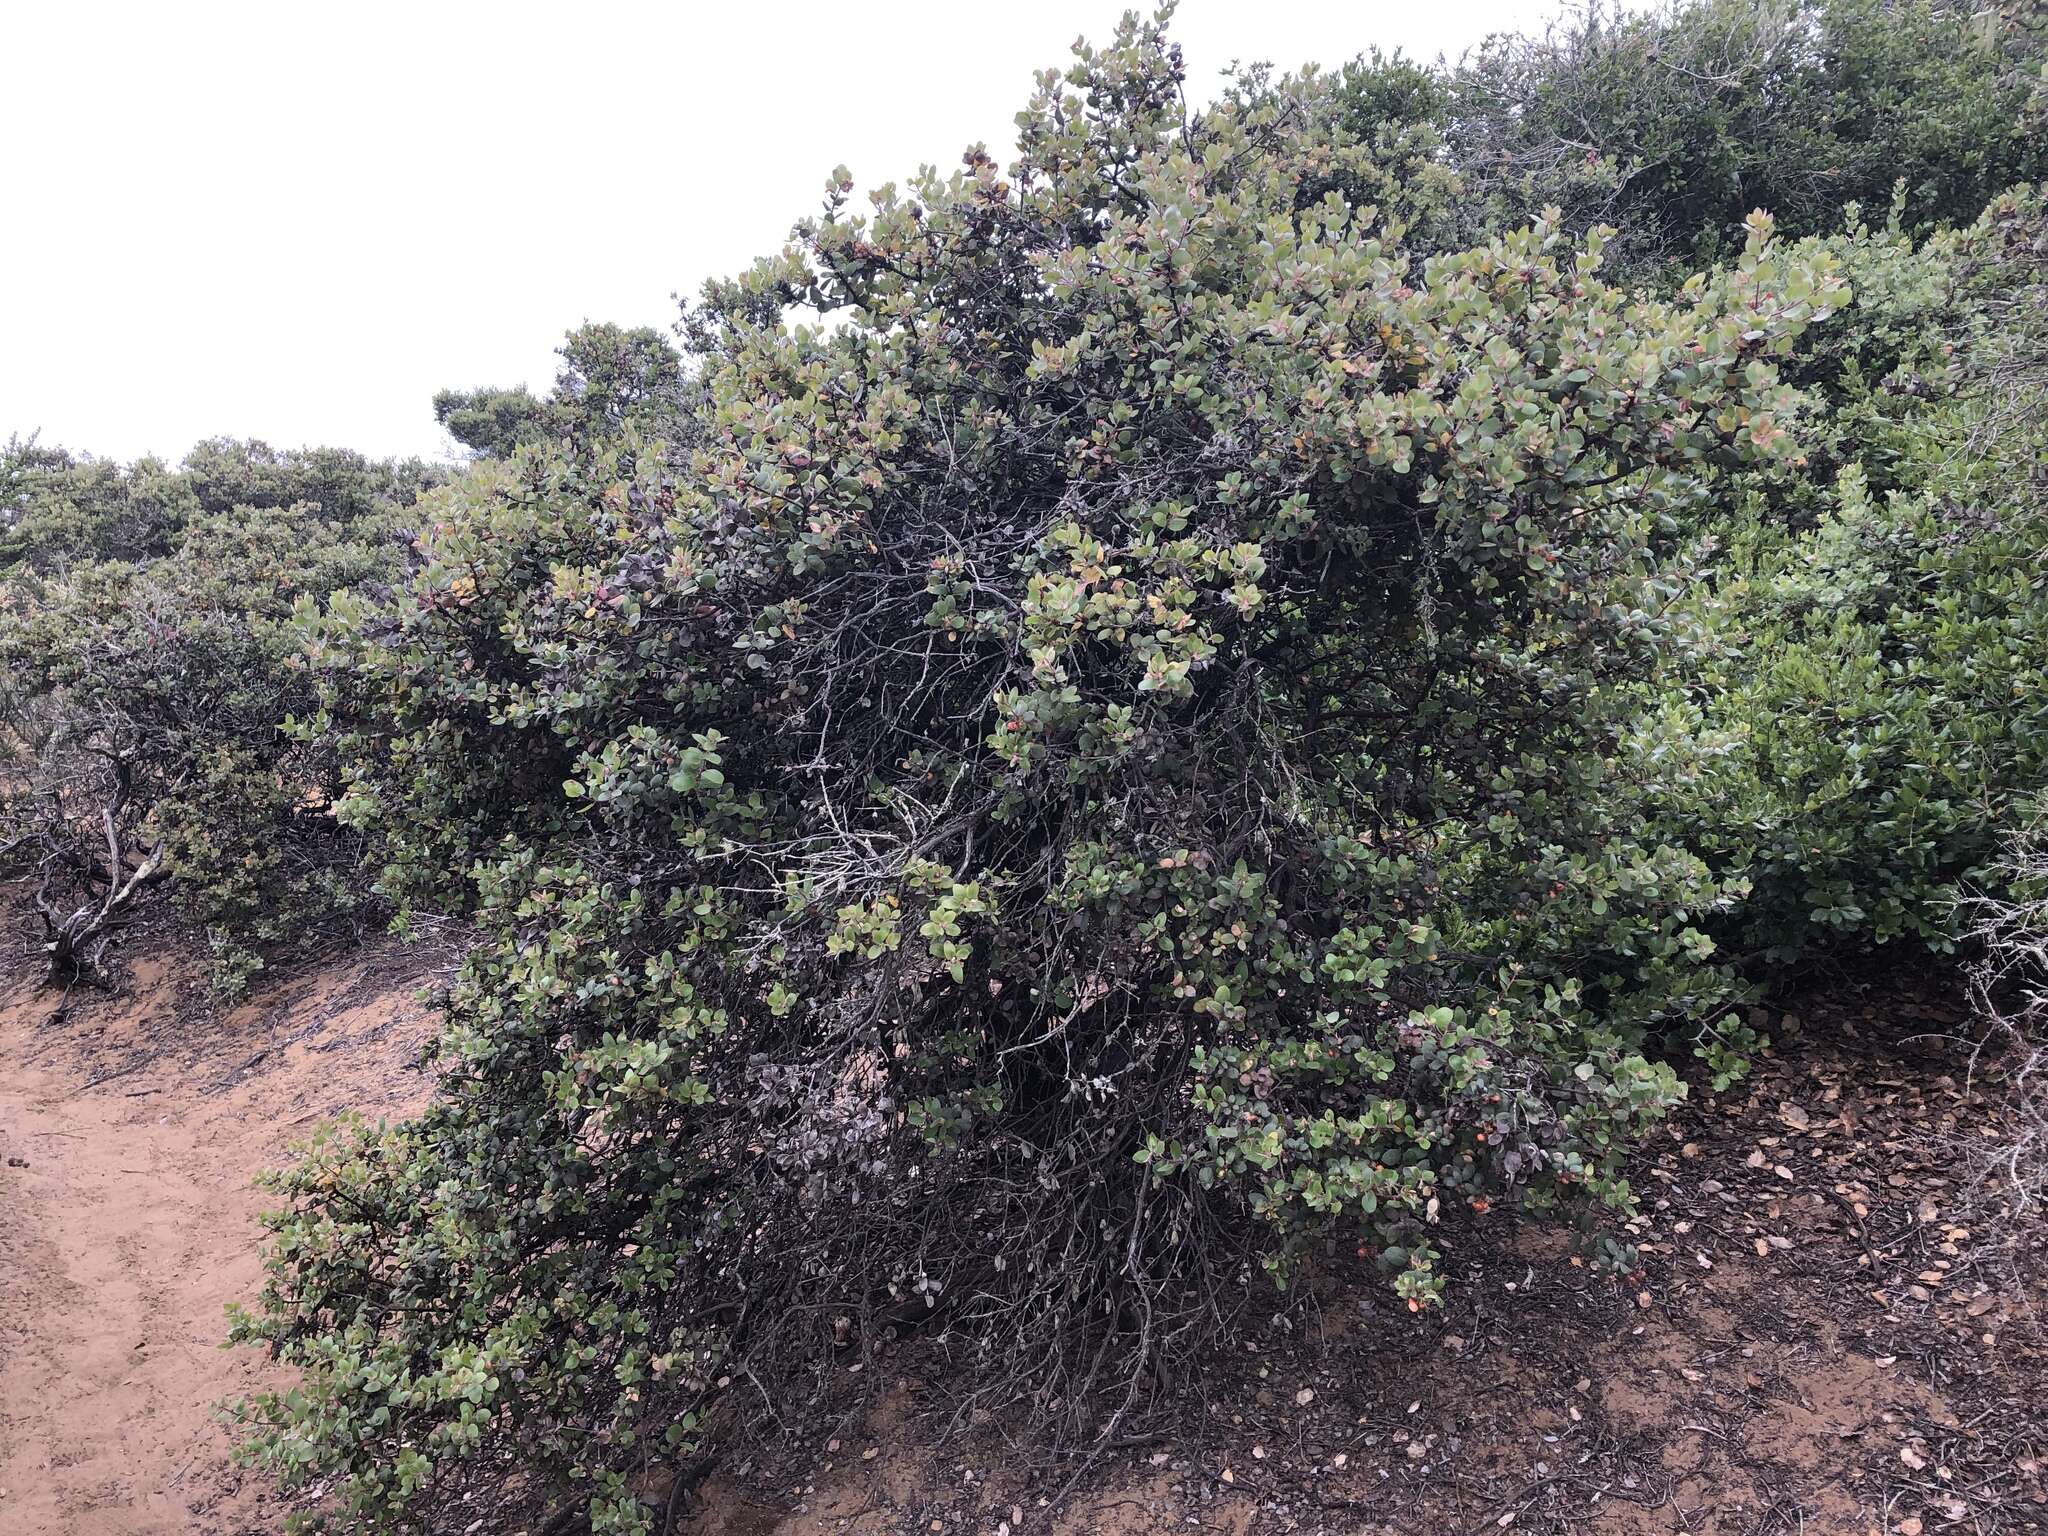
[0,943,441,1536]
[3,921,2045,1536]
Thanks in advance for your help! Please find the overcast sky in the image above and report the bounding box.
[2,0,1549,465]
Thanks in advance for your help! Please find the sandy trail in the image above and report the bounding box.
[0,947,441,1536]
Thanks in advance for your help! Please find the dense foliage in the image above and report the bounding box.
[1655,190,2048,963]
[2,2,2044,1532]
[1415,0,2048,276]
[434,323,693,459]
[217,14,1861,1531]
[0,440,436,989]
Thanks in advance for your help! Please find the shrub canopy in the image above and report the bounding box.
[1647,191,2048,964]
[232,16,1844,1530]
[1409,0,2048,276]
[0,440,433,989]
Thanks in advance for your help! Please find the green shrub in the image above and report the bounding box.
[1654,192,2048,963]
[0,443,197,573]
[1674,469,2048,959]
[434,323,694,458]
[231,18,1841,1529]
[0,437,438,578]
[0,446,433,989]
[1423,0,2047,279]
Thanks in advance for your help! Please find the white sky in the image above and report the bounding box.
[2,0,1548,465]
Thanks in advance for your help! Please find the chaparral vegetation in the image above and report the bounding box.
[4,2,2047,1532]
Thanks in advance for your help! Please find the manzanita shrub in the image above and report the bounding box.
[232,17,1843,1530]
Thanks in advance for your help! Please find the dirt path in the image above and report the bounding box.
[0,948,441,1536]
